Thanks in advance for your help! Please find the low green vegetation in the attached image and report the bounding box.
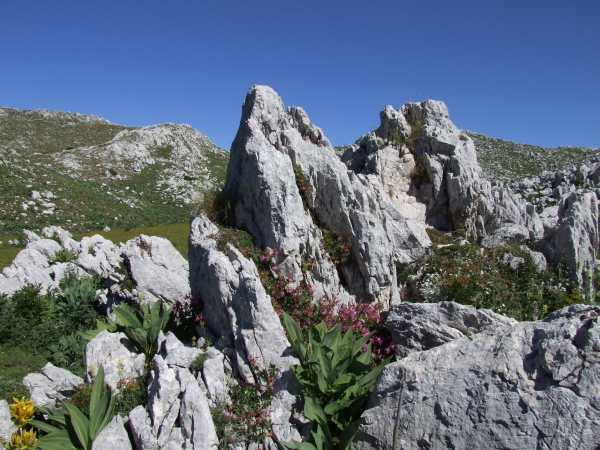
[389,119,423,153]
[0,273,105,401]
[199,187,234,227]
[0,105,229,245]
[0,161,191,236]
[0,347,48,401]
[0,107,128,155]
[0,278,102,385]
[400,228,584,321]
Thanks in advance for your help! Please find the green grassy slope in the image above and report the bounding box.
[0,106,229,238]
[466,131,598,183]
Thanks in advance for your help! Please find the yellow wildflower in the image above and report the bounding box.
[8,397,34,426]
[2,428,39,450]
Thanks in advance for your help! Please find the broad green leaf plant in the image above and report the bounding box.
[82,301,172,361]
[30,365,116,450]
[281,312,392,450]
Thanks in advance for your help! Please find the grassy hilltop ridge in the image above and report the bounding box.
[0,106,229,239]
[466,130,599,183]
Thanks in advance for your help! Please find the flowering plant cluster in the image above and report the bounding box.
[317,297,394,363]
[254,247,394,364]
[2,397,38,450]
[321,229,352,266]
[207,228,396,448]
[171,294,205,341]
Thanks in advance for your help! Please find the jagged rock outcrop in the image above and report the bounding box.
[200,347,229,406]
[189,212,303,444]
[346,100,537,241]
[224,85,430,305]
[129,346,220,450]
[356,304,600,450]
[22,363,83,409]
[0,232,62,295]
[121,234,191,306]
[387,301,517,358]
[159,331,203,368]
[178,367,219,450]
[77,234,123,278]
[343,99,596,294]
[539,191,598,297]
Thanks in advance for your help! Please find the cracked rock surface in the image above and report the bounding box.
[356,304,600,450]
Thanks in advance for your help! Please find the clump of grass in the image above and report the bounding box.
[200,187,234,226]
[388,120,424,153]
[215,227,261,262]
[138,237,152,256]
[293,164,312,195]
[48,249,75,264]
[410,156,430,189]
[189,353,210,376]
[0,346,48,400]
[405,119,424,152]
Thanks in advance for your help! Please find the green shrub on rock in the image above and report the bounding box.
[82,301,172,362]
[281,312,392,450]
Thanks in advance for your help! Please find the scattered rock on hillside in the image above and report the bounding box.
[481,224,530,248]
[54,122,228,204]
[356,304,600,450]
[520,245,547,271]
[22,363,83,409]
[85,330,146,391]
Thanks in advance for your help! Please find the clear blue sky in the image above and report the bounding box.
[1,1,598,150]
